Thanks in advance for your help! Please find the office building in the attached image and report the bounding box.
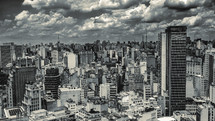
[10,67,36,106]
[196,103,215,121]
[22,83,42,116]
[44,68,61,99]
[99,83,117,100]
[78,51,94,66]
[203,49,215,96]
[51,50,59,64]
[0,44,14,68]
[161,26,187,115]
[65,52,78,69]
[0,85,7,118]
[144,83,152,100]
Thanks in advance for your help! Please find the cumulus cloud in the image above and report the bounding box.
[80,13,123,31]
[1,0,215,43]
[0,19,12,26]
[23,0,146,12]
[23,0,98,12]
[164,0,207,10]
[15,10,77,37]
[98,0,143,9]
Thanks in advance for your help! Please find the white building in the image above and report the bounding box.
[64,99,77,114]
[186,76,195,97]
[66,52,78,70]
[210,84,215,104]
[158,117,176,121]
[197,103,215,121]
[86,99,108,112]
[7,71,14,107]
[58,86,84,106]
[160,32,167,96]
[186,56,202,76]
[76,108,101,121]
[99,83,117,100]
[22,83,42,116]
[144,84,152,100]
[173,110,195,121]
[186,75,207,97]
[140,61,147,75]
[38,46,46,59]
[194,75,207,97]
[4,106,26,120]
[51,50,59,64]
[29,108,70,121]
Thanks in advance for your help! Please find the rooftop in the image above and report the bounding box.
[158,117,176,121]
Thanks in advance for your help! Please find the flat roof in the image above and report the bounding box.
[158,117,176,121]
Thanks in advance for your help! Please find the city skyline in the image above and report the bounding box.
[1,26,215,120]
[0,0,215,44]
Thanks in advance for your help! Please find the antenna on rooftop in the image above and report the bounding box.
[58,34,60,42]
[146,28,147,43]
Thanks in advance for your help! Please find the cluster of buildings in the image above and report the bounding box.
[0,26,214,121]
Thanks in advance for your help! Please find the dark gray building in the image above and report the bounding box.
[161,26,187,115]
[45,68,61,99]
[12,67,36,106]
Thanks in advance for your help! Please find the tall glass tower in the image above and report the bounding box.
[161,26,187,115]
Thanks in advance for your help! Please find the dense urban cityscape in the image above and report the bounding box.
[0,26,215,121]
[1,0,215,121]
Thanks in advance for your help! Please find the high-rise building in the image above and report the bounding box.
[99,83,117,100]
[144,83,152,100]
[186,56,203,76]
[210,83,215,104]
[161,26,187,115]
[0,85,7,118]
[51,50,59,64]
[0,44,14,68]
[78,51,94,66]
[22,83,42,116]
[203,49,215,96]
[0,43,23,68]
[38,46,47,59]
[196,103,215,121]
[10,67,36,106]
[65,52,78,69]
[160,32,167,97]
[15,45,23,59]
[44,68,61,99]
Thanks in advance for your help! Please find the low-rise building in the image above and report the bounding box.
[76,108,101,121]
[58,86,84,106]
[29,108,72,121]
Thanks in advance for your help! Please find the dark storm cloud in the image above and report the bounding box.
[0,0,33,20]
[0,0,23,20]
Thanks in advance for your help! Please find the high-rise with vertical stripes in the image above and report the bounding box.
[161,26,187,115]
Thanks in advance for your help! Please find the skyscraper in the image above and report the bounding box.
[22,83,42,116]
[161,26,187,115]
[0,43,23,68]
[0,43,14,68]
[10,67,36,106]
[45,67,61,99]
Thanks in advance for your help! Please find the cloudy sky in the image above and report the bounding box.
[0,0,215,44]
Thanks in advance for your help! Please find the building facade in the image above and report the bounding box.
[22,83,42,116]
[161,26,187,115]
[44,68,61,99]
